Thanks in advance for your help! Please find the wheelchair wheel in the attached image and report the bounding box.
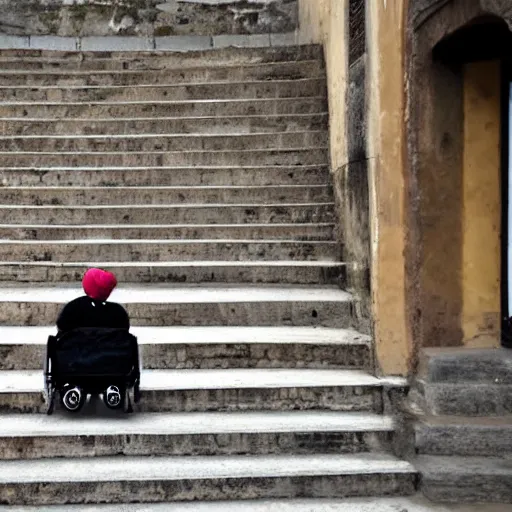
[103,385,124,410]
[45,380,56,416]
[60,385,86,413]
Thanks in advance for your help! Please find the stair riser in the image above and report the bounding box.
[0,242,338,262]
[0,386,381,414]
[0,167,330,187]
[415,425,512,457]
[0,186,333,206]
[422,478,512,504]
[0,98,328,119]
[0,302,354,327]
[0,132,328,153]
[0,474,415,505]
[0,431,390,460]
[0,342,368,371]
[0,46,324,70]
[0,149,328,167]
[0,80,327,102]
[0,264,343,285]
[0,205,334,225]
[0,115,328,136]
[0,225,335,241]
[0,61,325,87]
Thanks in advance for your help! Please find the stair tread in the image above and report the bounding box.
[0,411,393,437]
[0,453,415,483]
[0,260,342,266]
[0,284,352,303]
[0,326,368,346]
[0,369,406,393]
[416,455,512,476]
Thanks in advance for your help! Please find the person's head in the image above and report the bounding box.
[82,268,117,301]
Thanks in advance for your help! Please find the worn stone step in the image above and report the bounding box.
[0,185,333,206]
[416,455,512,503]
[0,98,328,119]
[0,261,344,285]
[0,453,415,505]
[0,368,406,414]
[0,497,506,512]
[0,223,335,241]
[0,79,326,102]
[0,326,368,371]
[0,240,338,262]
[418,348,512,385]
[0,60,325,87]
[0,148,328,167]
[415,416,512,457]
[0,411,392,459]
[416,380,512,416]
[0,132,328,153]
[0,114,328,136]
[0,46,324,71]
[0,284,355,327]
[0,165,330,187]
[0,204,334,225]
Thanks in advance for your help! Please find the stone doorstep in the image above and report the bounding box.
[415,415,512,456]
[416,455,512,503]
[0,497,508,512]
[0,33,300,52]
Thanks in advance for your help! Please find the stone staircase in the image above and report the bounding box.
[0,45,416,506]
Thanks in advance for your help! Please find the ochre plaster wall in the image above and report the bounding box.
[367,0,411,375]
[462,60,502,348]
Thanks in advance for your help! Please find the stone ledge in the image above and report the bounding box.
[0,33,299,52]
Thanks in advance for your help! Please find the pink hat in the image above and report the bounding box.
[82,268,117,301]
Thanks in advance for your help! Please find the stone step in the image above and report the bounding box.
[0,148,328,167]
[0,284,355,327]
[416,380,512,416]
[0,240,338,262]
[415,415,512,457]
[416,455,512,503]
[0,46,324,71]
[0,498,506,512]
[0,261,344,285]
[0,79,326,102]
[0,185,333,206]
[0,204,334,225]
[418,348,512,385]
[0,453,415,505]
[0,165,329,187]
[0,411,392,459]
[0,326,368,371]
[0,114,328,136]
[0,131,328,153]
[0,60,325,87]
[0,223,335,241]
[0,98,328,119]
[1,368,406,414]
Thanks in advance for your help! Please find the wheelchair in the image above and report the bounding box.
[44,327,141,415]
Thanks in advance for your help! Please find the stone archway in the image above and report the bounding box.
[406,0,512,360]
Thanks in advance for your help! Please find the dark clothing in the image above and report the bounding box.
[57,296,130,334]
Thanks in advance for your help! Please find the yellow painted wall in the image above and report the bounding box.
[298,0,348,171]
[462,60,502,348]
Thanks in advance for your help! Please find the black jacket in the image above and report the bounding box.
[57,296,130,333]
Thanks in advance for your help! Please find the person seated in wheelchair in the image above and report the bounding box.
[56,268,131,411]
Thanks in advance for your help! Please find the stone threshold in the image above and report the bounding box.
[0,33,299,52]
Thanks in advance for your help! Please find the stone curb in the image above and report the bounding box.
[0,33,299,52]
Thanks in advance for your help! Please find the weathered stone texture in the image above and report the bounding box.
[0,1,298,37]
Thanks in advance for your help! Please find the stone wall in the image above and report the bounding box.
[0,0,298,37]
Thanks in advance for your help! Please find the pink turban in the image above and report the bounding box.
[82,268,117,301]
